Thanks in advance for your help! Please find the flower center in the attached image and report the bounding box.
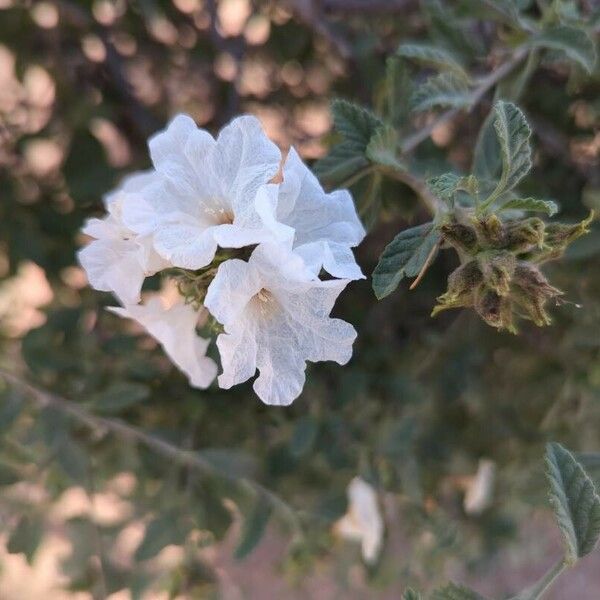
[205,206,234,225]
[253,288,276,317]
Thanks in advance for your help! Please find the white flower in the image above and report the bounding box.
[333,477,384,564]
[78,171,169,305]
[108,296,217,389]
[278,148,366,280]
[463,459,496,515]
[120,114,293,270]
[204,244,357,406]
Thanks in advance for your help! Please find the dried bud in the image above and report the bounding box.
[527,213,593,263]
[473,214,504,247]
[431,259,482,317]
[474,287,514,332]
[503,218,545,253]
[477,251,516,297]
[510,262,563,326]
[440,222,478,253]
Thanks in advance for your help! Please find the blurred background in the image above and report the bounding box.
[0,0,599,598]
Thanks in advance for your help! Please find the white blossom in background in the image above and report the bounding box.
[120,114,293,270]
[464,459,496,515]
[78,112,365,405]
[333,477,384,564]
[78,171,170,305]
[204,244,357,406]
[278,147,366,281]
[108,296,217,389]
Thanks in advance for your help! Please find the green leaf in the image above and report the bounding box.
[313,147,369,188]
[428,173,479,203]
[135,510,188,561]
[290,416,319,458]
[545,442,600,565]
[531,25,597,73]
[331,99,383,151]
[488,101,532,199]
[7,515,44,563]
[411,72,473,112]
[234,494,272,560]
[385,56,412,128]
[366,126,405,172]
[90,381,150,413]
[431,583,488,600]
[397,43,469,79]
[473,109,502,183]
[499,197,558,215]
[402,589,423,600]
[372,223,441,299]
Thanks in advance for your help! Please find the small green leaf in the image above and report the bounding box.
[7,515,44,563]
[397,43,469,79]
[372,223,441,299]
[135,510,187,561]
[428,173,479,203]
[545,442,600,565]
[90,381,150,413]
[431,583,488,600]
[366,126,405,172]
[234,495,272,560]
[499,197,558,215]
[411,72,473,112]
[487,101,532,200]
[531,25,597,73]
[331,99,383,151]
[473,109,502,183]
[402,588,423,600]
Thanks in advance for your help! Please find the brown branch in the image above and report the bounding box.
[0,368,302,537]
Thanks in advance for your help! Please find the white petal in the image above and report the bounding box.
[152,222,218,270]
[204,258,262,325]
[294,241,365,280]
[216,314,258,389]
[78,239,145,305]
[109,297,217,389]
[148,114,197,170]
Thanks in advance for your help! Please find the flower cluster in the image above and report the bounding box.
[79,115,365,406]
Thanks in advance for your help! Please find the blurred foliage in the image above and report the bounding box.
[0,0,600,598]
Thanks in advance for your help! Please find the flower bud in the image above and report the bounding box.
[503,218,545,253]
[473,214,504,247]
[440,222,479,253]
[474,287,514,332]
[431,260,482,316]
[477,251,516,297]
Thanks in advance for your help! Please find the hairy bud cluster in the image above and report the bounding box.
[433,212,591,332]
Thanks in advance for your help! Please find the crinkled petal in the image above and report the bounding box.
[294,241,365,280]
[205,258,262,325]
[109,297,217,389]
[216,314,258,389]
[78,239,146,305]
[149,114,197,170]
[152,222,218,270]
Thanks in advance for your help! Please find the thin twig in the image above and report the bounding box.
[0,369,303,539]
[409,239,441,290]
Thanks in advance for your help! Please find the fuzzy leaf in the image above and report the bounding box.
[411,72,473,112]
[372,222,440,299]
[313,146,369,188]
[331,99,383,151]
[491,101,532,196]
[499,197,558,215]
[397,43,469,79]
[235,495,272,560]
[385,56,412,128]
[531,25,597,74]
[472,110,502,182]
[428,173,479,203]
[366,126,405,172]
[545,442,600,565]
[431,583,488,600]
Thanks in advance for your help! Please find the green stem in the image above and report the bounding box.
[513,559,567,600]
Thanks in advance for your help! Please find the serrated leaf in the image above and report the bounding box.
[488,101,532,199]
[7,515,44,563]
[313,147,369,188]
[531,25,597,73]
[90,381,150,413]
[402,588,423,600]
[428,173,479,203]
[135,510,188,561]
[372,222,441,299]
[366,126,405,172]
[473,109,502,183]
[234,494,272,560]
[499,197,558,215]
[431,583,488,600]
[546,442,600,565]
[331,99,383,151]
[411,72,473,112]
[397,43,469,79]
